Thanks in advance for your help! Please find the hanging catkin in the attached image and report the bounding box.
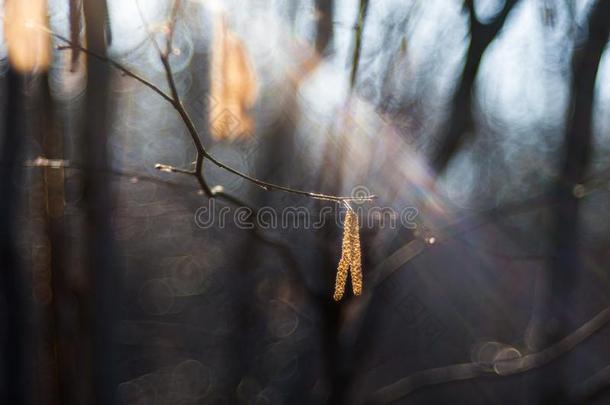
[209,13,257,141]
[4,0,51,73]
[333,209,363,301]
[349,210,362,296]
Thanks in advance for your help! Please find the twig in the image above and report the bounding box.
[52,27,375,204]
[55,43,173,104]
[154,163,193,175]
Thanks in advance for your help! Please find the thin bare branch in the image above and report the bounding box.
[55,41,174,104]
[51,32,376,204]
[203,150,376,202]
[154,163,194,175]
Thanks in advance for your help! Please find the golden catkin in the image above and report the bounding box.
[4,0,51,73]
[333,209,362,301]
[209,13,257,141]
[333,254,350,301]
[333,211,353,301]
[349,212,362,296]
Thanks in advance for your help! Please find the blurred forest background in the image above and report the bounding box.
[1,0,610,404]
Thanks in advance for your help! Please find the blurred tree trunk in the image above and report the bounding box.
[431,0,520,173]
[0,67,29,405]
[82,0,120,403]
[542,1,610,402]
[315,0,334,56]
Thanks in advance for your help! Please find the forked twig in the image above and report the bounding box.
[52,8,376,204]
